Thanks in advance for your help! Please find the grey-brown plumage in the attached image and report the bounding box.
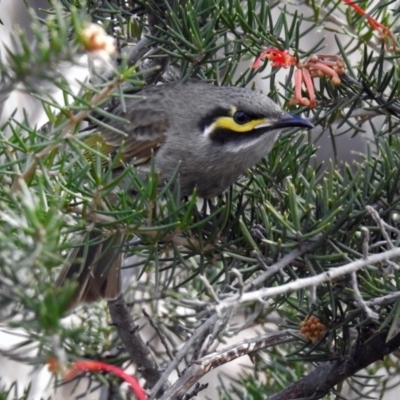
[56,80,313,308]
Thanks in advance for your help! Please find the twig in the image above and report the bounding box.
[366,291,400,307]
[267,329,400,400]
[191,308,233,362]
[126,37,153,67]
[230,302,282,336]
[107,295,166,391]
[350,271,379,320]
[195,334,215,360]
[150,313,220,399]
[244,235,324,291]
[231,268,244,297]
[181,382,208,400]
[198,330,295,368]
[330,237,381,316]
[361,226,370,258]
[142,308,176,365]
[199,275,220,303]
[158,330,296,400]
[366,205,395,250]
[216,247,400,313]
[366,205,400,273]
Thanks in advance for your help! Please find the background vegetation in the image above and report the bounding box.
[1,0,400,399]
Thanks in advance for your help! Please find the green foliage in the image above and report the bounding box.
[0,0,400,399]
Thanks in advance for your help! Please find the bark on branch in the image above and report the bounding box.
[268,329,400,400]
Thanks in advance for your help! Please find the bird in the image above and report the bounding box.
[56,80,314,308]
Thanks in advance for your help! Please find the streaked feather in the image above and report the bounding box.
[84,108,168,167]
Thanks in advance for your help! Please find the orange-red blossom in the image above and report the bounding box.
[253,50,345,108]
[343,0,396,51]
[252,0,397,107]
[48,358,147,400]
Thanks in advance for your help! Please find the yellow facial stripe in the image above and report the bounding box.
[213,116,269,133]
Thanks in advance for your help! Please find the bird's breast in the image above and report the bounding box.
[154,130,279,197]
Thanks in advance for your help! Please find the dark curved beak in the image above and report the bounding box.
[275,113,314,129]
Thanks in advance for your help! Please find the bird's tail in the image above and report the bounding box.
[56,231,124,309]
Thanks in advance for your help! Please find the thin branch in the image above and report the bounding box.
[159,330,296,400]
[107,295,166,391]
[267,329,400,400]
[216,247,400,313]
[142,308,176,365]
[180,382,208,400]
[350,271,379,320]
[151,312,221,399]
[244,235,324,291]
[199,275,220,303]
[366,292,400,307]
[367,205,396,250]
[361,226,370,258]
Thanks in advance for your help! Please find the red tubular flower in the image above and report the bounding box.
[251,1,397,107]
[291,69,310,107]
[252,48,297,69]
[64,360,147,400]
[299,69,316,108]
[253,49,345,109]
[343,0,397,51]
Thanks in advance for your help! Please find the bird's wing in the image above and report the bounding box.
[55,231,124,309]
[84,107,169,166]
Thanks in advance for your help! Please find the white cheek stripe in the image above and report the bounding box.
[224,136,265,153]
[203,122,216,138]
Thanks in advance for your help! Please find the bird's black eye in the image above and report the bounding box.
[233,111,251,125]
